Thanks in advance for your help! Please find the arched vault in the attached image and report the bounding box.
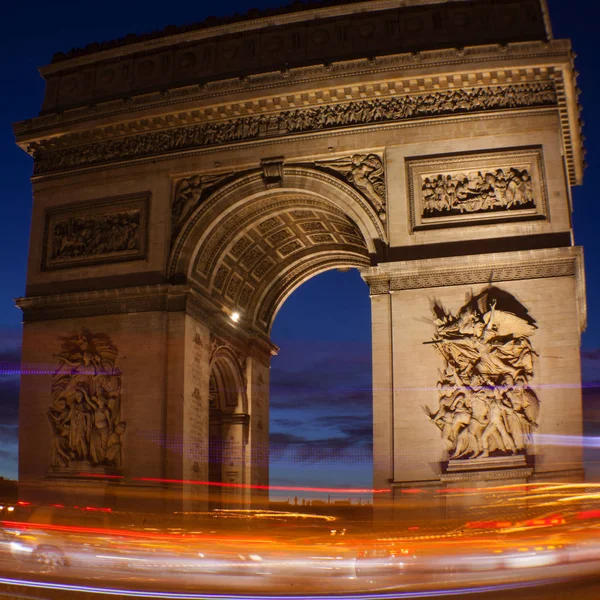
[169,166,384,334]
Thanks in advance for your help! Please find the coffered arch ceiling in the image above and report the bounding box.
[190,193,370,335]
[170,166,384,335]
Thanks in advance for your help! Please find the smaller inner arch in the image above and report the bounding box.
[208,352,248,510]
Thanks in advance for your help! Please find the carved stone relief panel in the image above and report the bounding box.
[406,148,547,231]
[424,286,539,463]
[33,82,556,175]
[315,153,386,219]
[48,329,126,471]
[171,172,233,242]
[43,194,149,270]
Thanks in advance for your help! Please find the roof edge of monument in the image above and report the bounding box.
[42,0,542,73]
[18,39,570,141]
[45,0,418,68]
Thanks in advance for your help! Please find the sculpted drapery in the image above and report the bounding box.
[425,287,540,460]
[48,330,126,470]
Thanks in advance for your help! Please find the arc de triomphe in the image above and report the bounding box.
[14,0,586,514]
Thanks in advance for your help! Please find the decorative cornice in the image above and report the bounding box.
[553,68,585,186]
[13,282,276,353]
[28,68,557,146]
[30,80,557,176]
[15,42,569,140]
[15,284,189,323]
[363,247,586,333]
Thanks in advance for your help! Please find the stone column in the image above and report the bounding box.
[367,276,395,520]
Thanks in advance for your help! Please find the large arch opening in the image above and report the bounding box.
[170,167,384,510]
[269,268,373,506]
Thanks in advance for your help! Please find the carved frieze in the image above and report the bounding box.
[43,194,149,270]
[424,286,540,461]
[48,330,126,470]
[315,153,386,219]
[407,148,547,231]
[33,82,556,175]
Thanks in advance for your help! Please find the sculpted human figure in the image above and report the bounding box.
[49,330,124,470]
[452,375,490,458]
[316,153,386,215]
[105,422,126,468]
[83,390,111,464]
[422,167,535,217]
[68,392,91,461]
[503,374,539,448]
[48,397,71,467]
[480,394,517,458]
[172,173,231,235]
[426,287,539,460]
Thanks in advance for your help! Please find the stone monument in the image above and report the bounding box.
[13,0,585,515]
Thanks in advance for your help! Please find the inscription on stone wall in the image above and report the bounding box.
[407,148,546,230]
[48,330,126,470]
[34,83,556,175]
[43,195,149,269]
[424,286,540,461]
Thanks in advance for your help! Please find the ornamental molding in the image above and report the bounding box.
[191,191,365,281]
[389,257,576,291]
[14,41,571,139]
[29,78,557,176]
[363,247,586,333]
[15,284,189,323]
[13,283,275,351]
[209,333,248,380]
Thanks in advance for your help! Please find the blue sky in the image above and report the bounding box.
[1,0,599,494]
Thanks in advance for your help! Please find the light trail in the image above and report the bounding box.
[4,361,599,394]
[129,477,390,494]
[0,575,570,599]
[533,434,600,448]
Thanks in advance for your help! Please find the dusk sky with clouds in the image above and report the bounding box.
[1,0,599,493]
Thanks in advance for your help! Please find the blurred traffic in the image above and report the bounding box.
[1,482,600,597]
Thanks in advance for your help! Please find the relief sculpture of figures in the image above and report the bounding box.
[424,287,540,460]
[34,82,557,175]
[171,173,232,240]
[422,167,535,218]
[316,153,386,218]
[51,211,141,260]
[47,330,126,470]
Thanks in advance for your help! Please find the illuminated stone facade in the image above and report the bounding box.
[14,0,586,514]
